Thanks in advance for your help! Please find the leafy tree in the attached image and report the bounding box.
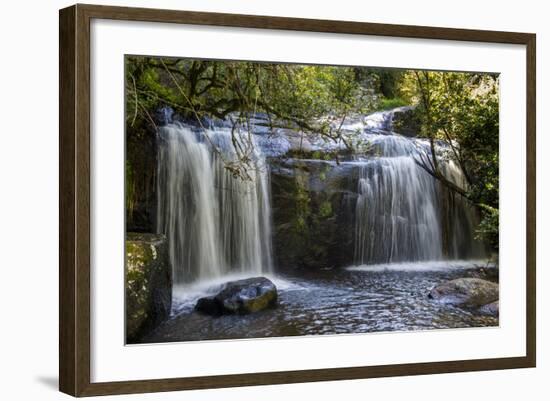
[126,57,373,142]
[400,70,499,249]
[126,57,379,178]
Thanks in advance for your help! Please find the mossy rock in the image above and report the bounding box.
[195,277,278,316]
[270,158,356,269]
[428,278,499,308]
[126,233,172,342]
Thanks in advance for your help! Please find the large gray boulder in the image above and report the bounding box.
[428,278,499,308]
[195,277,277,316]
[126,233,172,342]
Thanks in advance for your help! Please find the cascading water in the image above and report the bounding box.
[354,150,443,264]
[156,110,483,281]
[351,111,484,265]
[156,122,273,286]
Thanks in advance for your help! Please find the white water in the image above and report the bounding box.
[156,109,484,287]
[156,123,273,285]
[354,155,444,263]
[346,259,493,272]
[347,110,484,265]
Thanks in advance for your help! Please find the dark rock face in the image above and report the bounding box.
[428,278,499,308]
[126,123,157,233]
[126,233,172,342]
[470,266,499,282]
[155,106,175,126]
[269,158,357,269]
[195,277,278,315]
[390,106,421,137]
[195,296,222,315]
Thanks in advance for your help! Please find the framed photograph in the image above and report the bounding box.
[59,4,536,396]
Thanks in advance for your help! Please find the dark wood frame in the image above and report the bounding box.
[59,3,536,397]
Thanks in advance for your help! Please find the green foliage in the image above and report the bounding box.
[377,97,408,110]
[311,151,323,160]
[126,57,374,141]
[475,205,499,251]
[319,201,333,218]
[354,68,404,98]
[401,70,500,250]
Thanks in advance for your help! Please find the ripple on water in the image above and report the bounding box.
[139,261,498,344]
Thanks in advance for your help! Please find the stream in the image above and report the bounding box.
[139,261,497,343]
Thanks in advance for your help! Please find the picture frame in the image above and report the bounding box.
[59,3,536,397]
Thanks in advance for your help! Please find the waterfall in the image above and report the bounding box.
[156,123,273,285]
[155,109,483,281]
[353,111,484,265]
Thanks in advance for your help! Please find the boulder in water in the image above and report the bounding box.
[126,233,172,342]
[428,278,498,308]
[195,296,222,315]
[195,277,277,315]
[479,300,499,316]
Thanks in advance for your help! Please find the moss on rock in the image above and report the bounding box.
[428,278,499,308]
[126,233,172,342]
[195,277,278,315]
[270,158,357,269]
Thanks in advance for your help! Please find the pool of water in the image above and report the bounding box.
[137,260,498,344]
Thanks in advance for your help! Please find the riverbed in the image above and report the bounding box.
[136,260,498,344]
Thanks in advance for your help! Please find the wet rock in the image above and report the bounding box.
[390,106,420,137]
[126,233,172,342]
[195,277,277,315]
[428,278,499,308]
[479,300,499,316]
[155,106,174,125]
[195,296,221,316]
[126,122,157,233]
[270,159,357,269]
[470,266,499,283]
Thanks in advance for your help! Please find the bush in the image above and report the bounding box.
[377,97,408,110]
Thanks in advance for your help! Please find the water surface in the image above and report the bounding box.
[138,261,498,344]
